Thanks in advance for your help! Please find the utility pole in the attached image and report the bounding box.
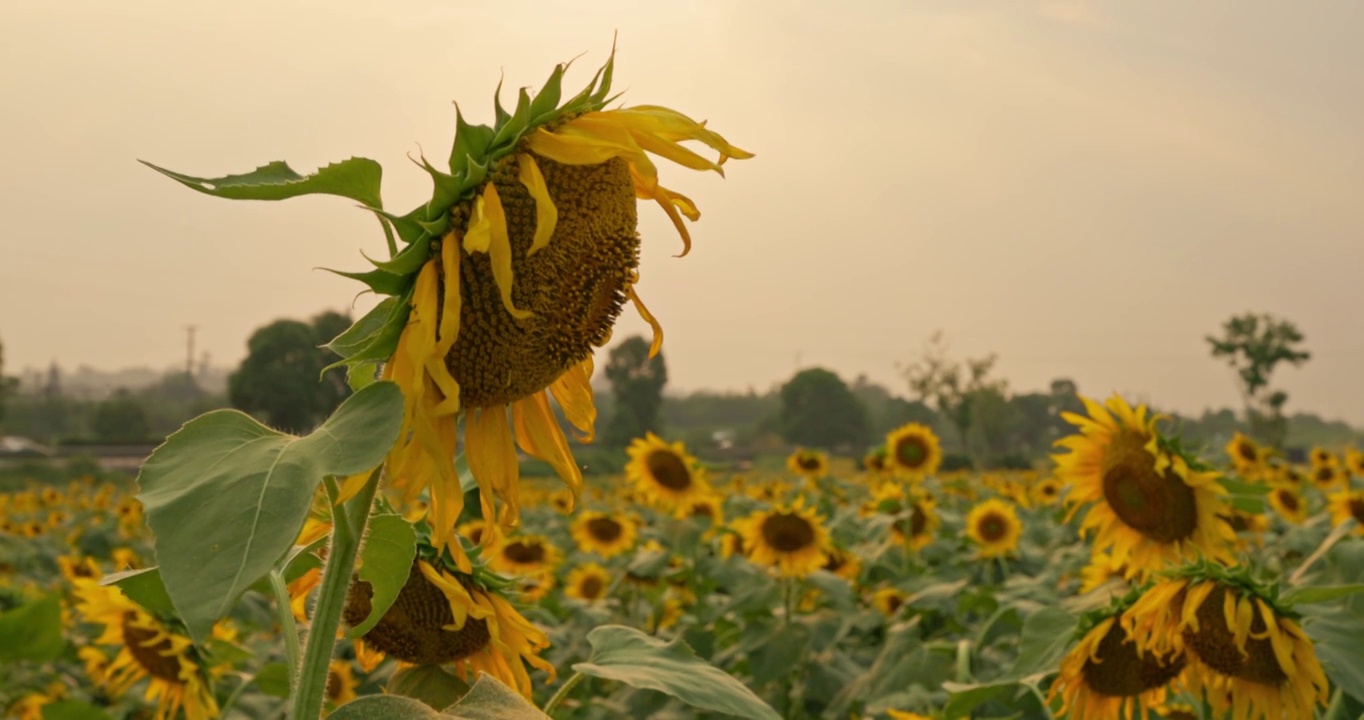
[184,325,197,379]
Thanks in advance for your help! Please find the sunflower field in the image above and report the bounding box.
[5,50,1364,720]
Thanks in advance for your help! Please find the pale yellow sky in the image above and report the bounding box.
[2,1,1361,422]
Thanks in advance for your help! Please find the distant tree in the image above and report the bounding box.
[1206,313,1310,449]
[228,311,353,434]
[0,337,12,426]
[602,336,668,447]
[900,331,1008,457]
[776,367,869,451]
[92,389,150,442]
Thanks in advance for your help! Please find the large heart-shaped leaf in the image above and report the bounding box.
[329,696,441,720]
[346,513,417,638]
[0,595,64,662]
[137,381,402,641]
[573,625,780,720]
[442,673,549,719]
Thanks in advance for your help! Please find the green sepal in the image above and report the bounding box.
[325,297,402,360]
[492,76,512,126]
[492,88,535,148]
[448,106,497,178]
[528,63,567,123]
[321,287,412,374]
[141,157,384,209]
[323,268,408,297]
[372,235,433,276]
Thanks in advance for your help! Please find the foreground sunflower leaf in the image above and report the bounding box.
[440,673,548,719]
[329,695,442,720]
[137,380,403,642]
[387,665,471,712]
[572,625,781,720]
[0,594,64,662]
[35,700,113,720]
[346,513,417,638]
[103,566,175,617]
[941,606,1077,718]
[139,157,384,209]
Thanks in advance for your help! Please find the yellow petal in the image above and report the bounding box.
[512,391,583,500]
[479,184,532,320]
[629,286,664,358]
[463,195,492,253]
[517,155,557,256]
[334,470,373,505]
[548,358,597,442]
[522,126,632,166]
[465,407,521,529]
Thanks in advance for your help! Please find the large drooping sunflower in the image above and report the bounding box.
[786,448,829,481]
[1327,489,1364,535]
[74,583,223,720]
[343,557,553,697]
[1224,431,1266,475]
[1049,605,1186,720]
[965,498,1023,559]
[149,52,749,564]
[1123,572,1329,720]
[884,423,943,480]
[564,563,612,603]
[570,510,638,558]
[626,433,712,512]
[735,499,830,578]
[1053,395,1235,577]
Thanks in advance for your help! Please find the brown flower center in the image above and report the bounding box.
[326,670,345,700]
[760,513,816,553]
[823,550,846,572]
[586,517,624,543]
[120,613,186,682]
[1236,441,1258,462]
[894,436,928,469]
[1082,620,1186,696]
[1313,466,1336,486]
[444,154,638,408]
[1347,498,1364,525]
[343,564,491,665]
[796,455,822,471]
[1181,585,1289,686]
[1276,490,1300,512]
[646,450,693,491]
[502,540,546,565]
[975,512,1010,543]
[578,575,605,600]
[882,593,904,614]
[1101,430,1197,543]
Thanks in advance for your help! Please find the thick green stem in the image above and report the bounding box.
[268,569,302,696]
[542,671,585,717]
[289,468,381,720]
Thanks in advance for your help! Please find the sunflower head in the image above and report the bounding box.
[1309,447,1335,468]
[1267,485,1307,524]
[889,491,940,552]
[1225,431,1266,474]
[1310,463,1345,491]
[1328,490,1364,535]
[1346,448,1364,477]
[626,433,711,512]
[870,587,907,617]
[735,499,830,578]
[490,534,561,575]
[884,423,943,479]
[1054,394,1234,577]
[565,563,612,603]
[786,448,829,480]
[1049,601,1186,720]
[821,545,862,582]
[1030,477,1065,506]
[965,498,1023,559]
[570,510,638,558]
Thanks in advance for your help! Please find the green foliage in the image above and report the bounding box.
[90,389,150,442]
[329,675,547,719]
[387,666,472,711]
[900,331,1007,459]
[229,311,353,434]
[40,701,113,720]
[0,595,64,662]
[345,513,417,638]
[136,381,402,641]
[573,625,782,720]
[602,336,668,448]
[0,336,14,427]
[775,367,869,451]
[1207,312,1311,448]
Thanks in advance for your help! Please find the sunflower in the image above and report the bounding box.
[884,423,943,479]
[1308,447,1335,468]
[548,489,574,514]
[57,555,102,585]
[565,563,612,603]
[1346,448,1364,477]
[626,433,712,512]
[718,530,746,560]
[1123,574,1329,720]
[326,659,359,707]
[1309,462,1345,491]
[735,499,830,578]
[889,492,941,552]
[870,587,907,617]
[1266,486,1308,525]
[1053,394,1234,578]
[515,571,555,604]
[1030,477,1065,506]
[570,510,638,558]
[1077,551,1126,594]
[74,582,223,720]
[1224,432,1266,475]
[457,518,489,547]
[490,534,561,576]
[1049,609,1185,720]
[288,567,323,623]
[965,498,1022,559]
[863,449,889,475]
[820,545,862,583]
[786,448,829,480]
[1327,489,1364,535]
[686,493,725,528]
[343,558,554,697]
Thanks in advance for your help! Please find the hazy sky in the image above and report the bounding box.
[3,1,1362,422]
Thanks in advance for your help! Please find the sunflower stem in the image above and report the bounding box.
[782,577,794,628]
[542,670,585,717]
[267,568,302,696]
[289,467,381,720]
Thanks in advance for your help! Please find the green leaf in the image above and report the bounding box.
[1282,584,1364,606]
[528,64,567,123]
[330,696,442,720]
[254,662,292,698]
[372,235,432,276]
[137,381,404,642]
[941,680,1019,719]
[1006,606,1078,678]
[346,513,417,638]
[142,157,383,209]
[747,622,809,685]
[442,674,549,719]
[573,625,781,720]
[448,108,497,177]
[325,298,400,360]
[0,595,64,662]
[325,268,408,297]
[1303,601,1364,703]
[388,665,470,711]
[41,700,113,720]
[104,566,175,617]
